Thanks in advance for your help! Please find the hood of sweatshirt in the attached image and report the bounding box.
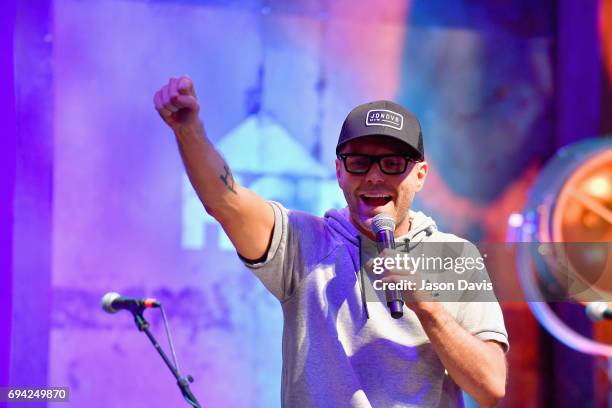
[324,206,437,249]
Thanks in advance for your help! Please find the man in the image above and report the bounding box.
[154,76,508,407]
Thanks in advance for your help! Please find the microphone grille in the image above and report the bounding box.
[585,302,607,321]
[101,292,121,314]
[371,213,396,234]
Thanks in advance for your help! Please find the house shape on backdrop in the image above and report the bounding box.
[182,113,345,250]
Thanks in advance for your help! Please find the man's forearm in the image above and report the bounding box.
[154,76,274,260]
[173,121,239,217]
[413,303,506,407]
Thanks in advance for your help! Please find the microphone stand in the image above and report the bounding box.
[132,309,202,408]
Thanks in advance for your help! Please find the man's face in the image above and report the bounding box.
[335,136,428,238]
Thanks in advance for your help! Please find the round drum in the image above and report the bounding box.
[521,138,612,302]
[516,137,612,357]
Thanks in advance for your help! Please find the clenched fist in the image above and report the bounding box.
[153,76,200,131]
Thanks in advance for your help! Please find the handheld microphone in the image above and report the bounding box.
[101,292,161,314]
[371,213,404,319]
[586,302,612,321]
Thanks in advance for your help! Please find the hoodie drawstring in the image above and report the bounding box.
[356,235,370,319]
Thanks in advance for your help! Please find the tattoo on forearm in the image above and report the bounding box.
[220,164,237,194]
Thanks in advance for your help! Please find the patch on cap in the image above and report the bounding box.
[365,109,403,131]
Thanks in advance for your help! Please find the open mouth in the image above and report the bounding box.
[360,194,393,207]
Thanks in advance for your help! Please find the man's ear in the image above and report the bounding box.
[415,161,428,191]
[335,158,343,187]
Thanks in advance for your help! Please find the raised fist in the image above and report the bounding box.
[153,76,200,131]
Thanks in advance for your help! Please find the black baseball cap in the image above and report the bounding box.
[336,100,424,160]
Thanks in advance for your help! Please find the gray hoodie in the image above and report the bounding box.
[245,202,508,408]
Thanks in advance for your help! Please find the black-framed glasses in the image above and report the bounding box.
[338,153,417,175]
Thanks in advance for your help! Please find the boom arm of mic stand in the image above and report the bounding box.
[133,311,202,408]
